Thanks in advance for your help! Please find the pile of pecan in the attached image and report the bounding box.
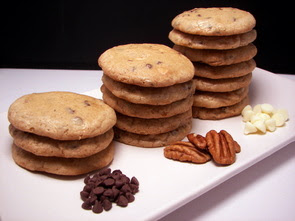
[164,130,241,166]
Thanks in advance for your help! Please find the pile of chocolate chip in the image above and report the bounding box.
[80,167,139,213]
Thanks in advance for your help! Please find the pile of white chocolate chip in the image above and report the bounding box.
[241,103,289,134]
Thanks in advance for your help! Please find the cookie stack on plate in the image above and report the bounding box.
[8,92,116,176]
[98,43,195,147]
[169,7,257,120]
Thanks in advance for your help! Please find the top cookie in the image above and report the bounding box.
[98,43,194,87]
[172,7,256,36]
[8,92,116,140]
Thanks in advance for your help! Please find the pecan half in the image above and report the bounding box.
[187,133,207,150]
[206,130,237,165]
[219,130,241,153]
[164,141,211,164]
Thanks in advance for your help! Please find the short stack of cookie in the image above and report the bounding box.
[98,43,195,147]
[8,91,116,176]
[169,7,257,120]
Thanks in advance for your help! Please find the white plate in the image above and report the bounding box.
[0,68,294,221]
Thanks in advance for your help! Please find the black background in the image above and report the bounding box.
[1,0,294,74]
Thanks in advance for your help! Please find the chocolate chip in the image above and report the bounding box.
[121,184,131,193]
[99,168,111,176]
[80,191,89,201]
[80,168,139,214]
[67,107,75,114]
[102,198,112,211]
[82,201,92,210]
[93,186,104,195]
[125,192,135,203]
[131,177,139,186]
[84,100,91,106]
[146,63,153,69]
[92,200,103,213]
[117,195,128,207]
[103,178,115,187]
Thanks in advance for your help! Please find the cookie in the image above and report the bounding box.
[11,142,114,176]
[193,73,252,92]
[193,87,249,108]
[114,121,192,147]
[102,74,195,105]
[168,29,257,50]
[9,124,114,158]
[173,43,257,66]
[194,59,256,79]
[171,7,256,36]
[116,110,192,135]
[101,85,193,119]
[8,92,116,140]
[98,43,194,87]
[192,96,249,120]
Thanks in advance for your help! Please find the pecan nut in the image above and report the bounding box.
[187,133,207,150]
[206,130,238,165]
[164,141,211,164]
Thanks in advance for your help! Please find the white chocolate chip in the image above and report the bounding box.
[253,104,262,114]
[244,122,257,134]
[256,113,271,121]
[242,110,254,122]
[265,118,276,132]
[275,109,289,121]
[272,113,285,127]
[253,120,266,133]
[242,103,288,135]
[242,105,252,116]
[250,115,263,124]
[261,103,274,115]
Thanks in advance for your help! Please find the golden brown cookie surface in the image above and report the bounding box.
[114,121,192,148]
[193,59,256,79]
[173,43,257,66]
[102,74,195,105]
[98,43,194,87]
[9,124,114,158]
[193,96,249,120]
[193,73,252,92]
[193,87,249,108]
[171,7,256,36]
[8,92,116,140]
[101,85,193,119]
[169,29,257,50]
[11,143,114,176]
[115,110,192,135]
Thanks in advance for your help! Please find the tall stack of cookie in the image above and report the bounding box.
[169,7,257,120]
[8,92,116,176]
[98,43,195,147]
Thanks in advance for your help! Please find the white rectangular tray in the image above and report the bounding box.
[0,68,294,221]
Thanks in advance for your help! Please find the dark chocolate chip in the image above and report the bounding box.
[84,100,91,106]
[117,195,128,207]
[93,186,104,195]
[103,178,115,187]
[102,199,112,211]
[82,201,92,210]
[131,177,139,186]
[80,191,89,201]
[92,200,103,213]
[125,192,135,203]
[146,63,153,69]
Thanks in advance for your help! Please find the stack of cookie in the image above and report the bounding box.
[8,92,116,176]
[169,7,257,120]
[98,43,195,147]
